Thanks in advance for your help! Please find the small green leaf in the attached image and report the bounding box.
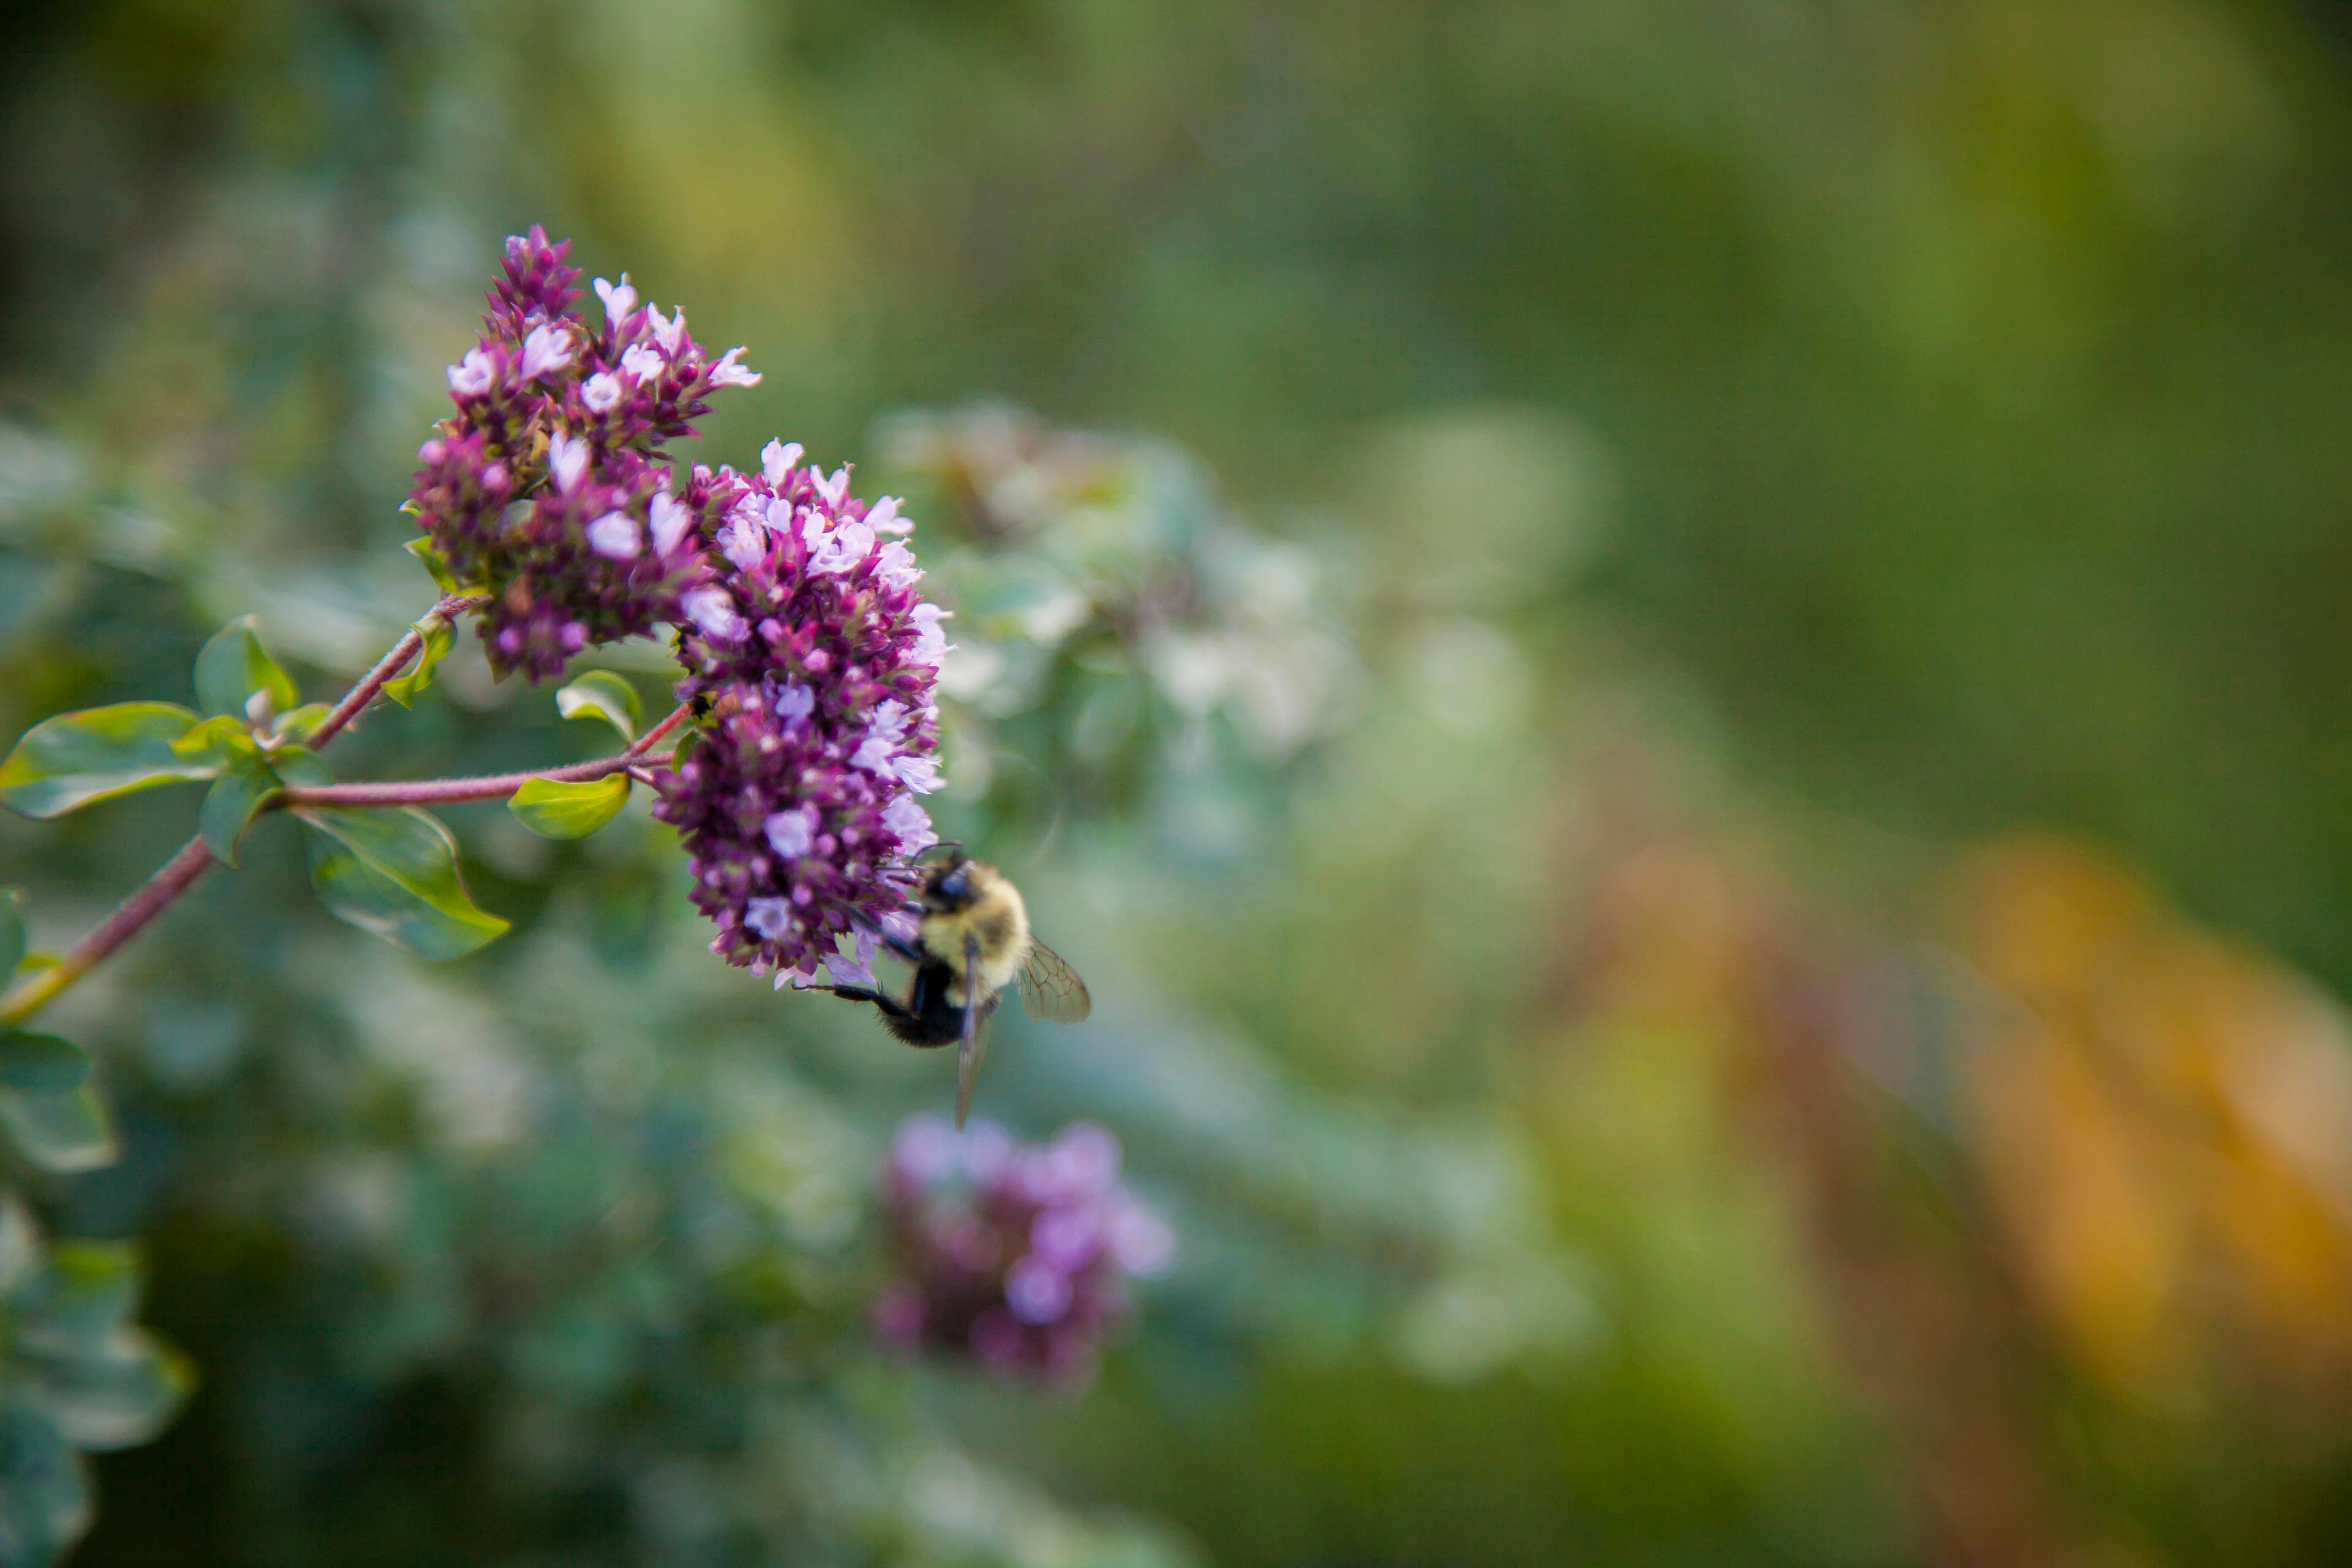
[0,891,21,978]
[197,758,280,868]
[272,703,334,744]
[0,1036,99,1176]
[0,1198,37,1296]
[509,774,630,840]
[298,807,509,960]
[0,1400,92,1564]
[556,670,641,741]
[404,537,481,596]
[0,1034,89,1099]
[0,1085,116,1174]
[22,1329,193,1452]
[169,714,251,764]
[193,615,298,721]
[382,616,454,709]
[14,1243,138,1349]
[271,747,331,788]
[0,704,217,821]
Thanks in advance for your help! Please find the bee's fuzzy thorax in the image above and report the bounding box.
[919,862,1031,999]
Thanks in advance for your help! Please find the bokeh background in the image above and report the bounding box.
[7,0,2352,1563]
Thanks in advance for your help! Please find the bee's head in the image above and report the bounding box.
[918,853,986,913]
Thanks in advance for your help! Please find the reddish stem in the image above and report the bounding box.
[307,594,485,750]
[0,598,674,1030]
[0,840,217,1027]
[276,702,687,810]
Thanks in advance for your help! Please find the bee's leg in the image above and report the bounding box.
[904,963,942,1013]
[850,911,928,966]
[828,982,919,1026]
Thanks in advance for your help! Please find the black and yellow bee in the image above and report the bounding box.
[829,849,1091,1126]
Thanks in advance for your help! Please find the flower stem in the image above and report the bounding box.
[0,594,584,1032]
[307,594,486,750]
[0,840,215,1029]
[276,702,689,810]
[631,699,692,755]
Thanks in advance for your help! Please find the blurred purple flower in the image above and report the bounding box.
[873,1118,1173,1388]
[652,443,948,984]
[408,227,761,680]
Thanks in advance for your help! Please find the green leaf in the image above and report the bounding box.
[193,614,298,721]
[297,807,510,960]
[21,1329,192,1452]
[271,703,333,744]
[0,1086,115,1175]
[271,747,331,788]
[0,704,217,820]
[0,1199,38,1297]
[382,616,454,709]
[0,1033,110,1174]
[13,1243,137,1348]
[170,714,251,764]
[0,891,21,978]
[0,1034,92,1099]
[556,670,640,741]
[0,1400,92,1566]
[197,757,280,867]
[508,774,630,840]
[404,537,481,597]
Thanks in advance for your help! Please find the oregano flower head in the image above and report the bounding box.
[653,441,951,987]
[409,226,761,680]
[873,1118,1175,1387]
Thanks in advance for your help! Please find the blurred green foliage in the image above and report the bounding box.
[8,0,2352,1565]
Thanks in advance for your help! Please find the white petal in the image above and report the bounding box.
[519,323,575,380]
[447,347,496,397]
[548,433,590,494]
[586,510,642,559]
[620,343,664,382]
[719,514,765,570]
[870,699,910,739]
[650,306,687,355]
[823,951,876,990]
[594,274,638,320]
[681,586,744,641]
[648,492,693,555]
[764,805,817,858]
[882,793,936,853]
[810,520,873,575]
[875,540,922,589]
[709,347,760,388]
[762,440,804,485]
[772,680,816,722]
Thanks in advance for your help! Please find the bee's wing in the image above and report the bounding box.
[955,931,989,1130]
[1017,939,1092,1024]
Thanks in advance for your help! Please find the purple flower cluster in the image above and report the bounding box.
[404,228,952,983]
[409,227,761,680]
[651,440,952,986]
[873,1118,1174,1387]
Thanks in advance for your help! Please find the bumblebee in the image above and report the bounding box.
[829,850,1091,1126]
